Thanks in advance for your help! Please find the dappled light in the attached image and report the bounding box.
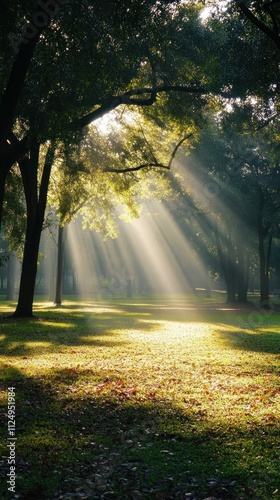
[1,296,279,498]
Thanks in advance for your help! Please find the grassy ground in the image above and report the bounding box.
[0,294,279,499]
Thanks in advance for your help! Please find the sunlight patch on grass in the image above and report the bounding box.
[259,326,280,333]
[135,319,213,337]
[24,341,53,349]
[33,301,56,308]
[3,340,53,353]
[38,321,75,328]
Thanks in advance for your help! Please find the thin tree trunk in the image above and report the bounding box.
[257,191,270,306]
[206,272,212,298]
[237,227,248,303]
[214,223,236,303]
[6,253,16,300]
[72,271,77,293]
[54,224,64,305]
[0,268,4,290]
[264,233,273,306]
[244,251,250,299]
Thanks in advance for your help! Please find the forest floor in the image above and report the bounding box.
[0,293,279,499]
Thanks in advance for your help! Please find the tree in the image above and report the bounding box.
[4,0,279,315]
[1,1,212,317]
[203,0,280,102]
[180,110,280,304]
[0,0,207,224]
[234,0,280,50]
[220,100,280,305]
[48,110,192,304]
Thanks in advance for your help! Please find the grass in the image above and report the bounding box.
[0,293,279,499]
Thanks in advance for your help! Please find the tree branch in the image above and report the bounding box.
[264,0,280,36]
[168,133,193,169]
[104,162,169,173]
[104,133,193,174]
[3,136,28,168]
[69,85,204,131]
[0,0,61,149]
[235,1,280,49]
[39,143,55,211]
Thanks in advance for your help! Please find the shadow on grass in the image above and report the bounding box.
[0,367,279,499]
[1,298,280,358]
[215,318,280,356]
[0,303,161,357]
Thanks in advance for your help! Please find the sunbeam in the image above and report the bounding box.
[63,197,211,301]
[67,223,99,296]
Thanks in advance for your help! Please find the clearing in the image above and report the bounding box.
[0,294,279,499]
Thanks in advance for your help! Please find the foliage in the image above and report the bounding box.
[162,105,280,303]
[2,0,280,315]
[0,249,9,268]
[1,165,26,258]
[0,0,211,316]
[0,0,207,149]
[47,110,190,237]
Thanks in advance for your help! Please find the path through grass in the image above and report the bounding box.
[0,295,279,499]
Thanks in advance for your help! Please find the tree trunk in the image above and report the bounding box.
[262,233,272,307]
[214,223,236,303]
[0,268,4,291]
[13,143,54,317]
[237,227,248,303]
[257,191,270,306]
[72,271,77,294]
[206,271,212,298]
[6,253,16,300]
[226,288,236,303]
[13,225,42,317]
[244,251,250,299]
[54,224,65,305]
[0,2,51,147]
[0,166,11,228]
